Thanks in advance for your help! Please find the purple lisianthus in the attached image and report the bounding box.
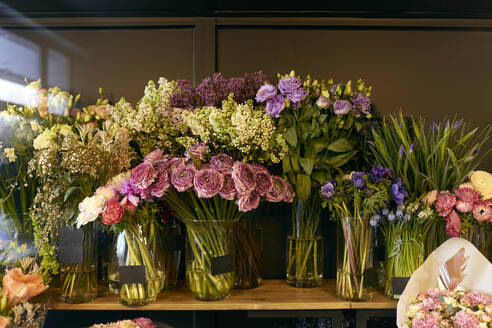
[171,164,197,192]
[278,77,301,95]
[266,176,286,202]
[163,157,186,175]
[144,149,164,164]
[353,93,371,114]
[194,169,224,198]
[250,163,273,196]
[316,96,331,109]
[130,162,157,190]
[391,178,408,205]
[210,154,234,173]
[219,172,236,200]
[265,94,285,118]
[370,166,391,183]
[351,172,366,189]
[255,84,277,102]
[185,142,207,160]
[232,161,256,196]
[236,189,261,212]
[149,171,170,198]
[333,100,352,115]
[321,179,335,199]
[286,88,308,103]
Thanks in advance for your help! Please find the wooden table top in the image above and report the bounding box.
[51,279,397,311]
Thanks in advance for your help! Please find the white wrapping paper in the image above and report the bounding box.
[396,238,492,327]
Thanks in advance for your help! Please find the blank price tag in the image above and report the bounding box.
[392,277,410,295]
[119,265,147,285]
[211,254,233,275]
[58,227,83,264]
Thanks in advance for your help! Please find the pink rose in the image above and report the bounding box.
[435,191,457,217]
[445,210,461,238]
[130,162,157,190]
[102,199,123,225]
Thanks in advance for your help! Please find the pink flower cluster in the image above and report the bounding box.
[89,317,156,328]
[428,186,492,238]
[407,288,492,328]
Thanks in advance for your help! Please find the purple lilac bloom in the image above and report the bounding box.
[250,163,273,196]
[286,88,308,103]
[195,73,229,107]
[169,79,196,109]
[130,162,157,190]
[353,93,371,114]
[149,171,171,198]
[210,154,234,173]
[235,71,267,103]
[266,176,286,202]
[321,180,335,199]
[219,173,236,200]
[265,94,285,118]
[351,172,366,189]
[236,189,261,212]
[333,100,352,115]
[193,168,224,198]
[255,84,277,102]
[171,164,197,192]
[391,178,408,205]
[370,166,391,183]
[316,96,330,109]
[185,142,207,160]
[278,77,301,96]
[232,161,256,196]
[227,77,246,100]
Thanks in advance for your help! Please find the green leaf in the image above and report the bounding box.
[290,156,300,173]
[296,174,312,201]
[64,186,80,202]
[313,138,327,153]
[311,170,328,184]
[318,114,328,124]
[327,150,359,168]
[285,126,297,147]
[327,138,353,153]
[299,105,317,122]
[299,158,315,175]
[282,156,292,173]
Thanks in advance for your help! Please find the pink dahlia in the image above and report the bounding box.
[446,210,461,237]
[435,191,457,217]
[455,187,480,213]
[472,201,492,222]
[454,310,480,328]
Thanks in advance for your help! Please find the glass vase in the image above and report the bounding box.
[233,214,263,289]
[59,222,98,303]
[462,223,490,259]
[185,219,235,301]
[161,218,182,290]
[336,217,372,302]
[108,221,164,306]
[286,198,323,288]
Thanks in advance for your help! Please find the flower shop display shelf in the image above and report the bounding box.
[50,280,396,311]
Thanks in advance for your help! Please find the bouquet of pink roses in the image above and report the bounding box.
[406,288,492,328]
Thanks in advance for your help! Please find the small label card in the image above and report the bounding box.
[211,254,233,275]
[392,277,410,296]
[119,265,147,285]
[58,226,83,264]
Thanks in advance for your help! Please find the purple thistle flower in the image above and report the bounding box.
[351,172,366,189]
[278,77,301,96]
[391,178,408,205]
[321,180,335,199]
[370,166,391,183]
[265,94,285,118]
[193,168,224,198]
[171,164,197,192]
[255,84,277,102]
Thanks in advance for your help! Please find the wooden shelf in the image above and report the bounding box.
[51,280,396,311]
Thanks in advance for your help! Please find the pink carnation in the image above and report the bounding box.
[411,312,442,328]
[435,191,457,217]
[455,187,480,213]
[454,310,480,328]
[462,291,492,307]
[473,201,492,222]
[446,210,461,237]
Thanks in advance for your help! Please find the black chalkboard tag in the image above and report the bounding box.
[58,226,83,264]
[211,254,233,275]
[119,265,146,284]
[392,277,410,295]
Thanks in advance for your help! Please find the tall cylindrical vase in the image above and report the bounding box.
[109,221,164,306]
[286,197,323,288]
[59,221,98,303]
[233,214,263,289]
[462,224,490,259]
[336,217,372,302]
[185,219,235,301]
[161,219,182,290]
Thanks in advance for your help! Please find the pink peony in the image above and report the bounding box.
[231,161,256,196]
[102,199,124,225]
[411,312,442,328]
[236,189,261,212]
[454,310,480,328]
[455,187,480,213]
[132,317,156,328]
[219,173,236,200]
[193,169,224,198]
[462,291,492,307]
[435,191,457,217]
[171,164,197,192]
[251,163,273,196]
[210,154,234,173]
[472,201,492,222]
[144,149,164,163]
[446,210,461,237]
[266,176,286,202]
[149,171,170,198]
[130,162,157,190]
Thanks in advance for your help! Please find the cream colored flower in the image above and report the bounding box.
[29,120,40,132]
[56,124,73,136]
[108,171,131,192]
[4,148,16,163]
[422,189,438,206]
[95,186,117,202]
[76,195,105,228]
[33,129,56,150]
[469,170,492,200]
